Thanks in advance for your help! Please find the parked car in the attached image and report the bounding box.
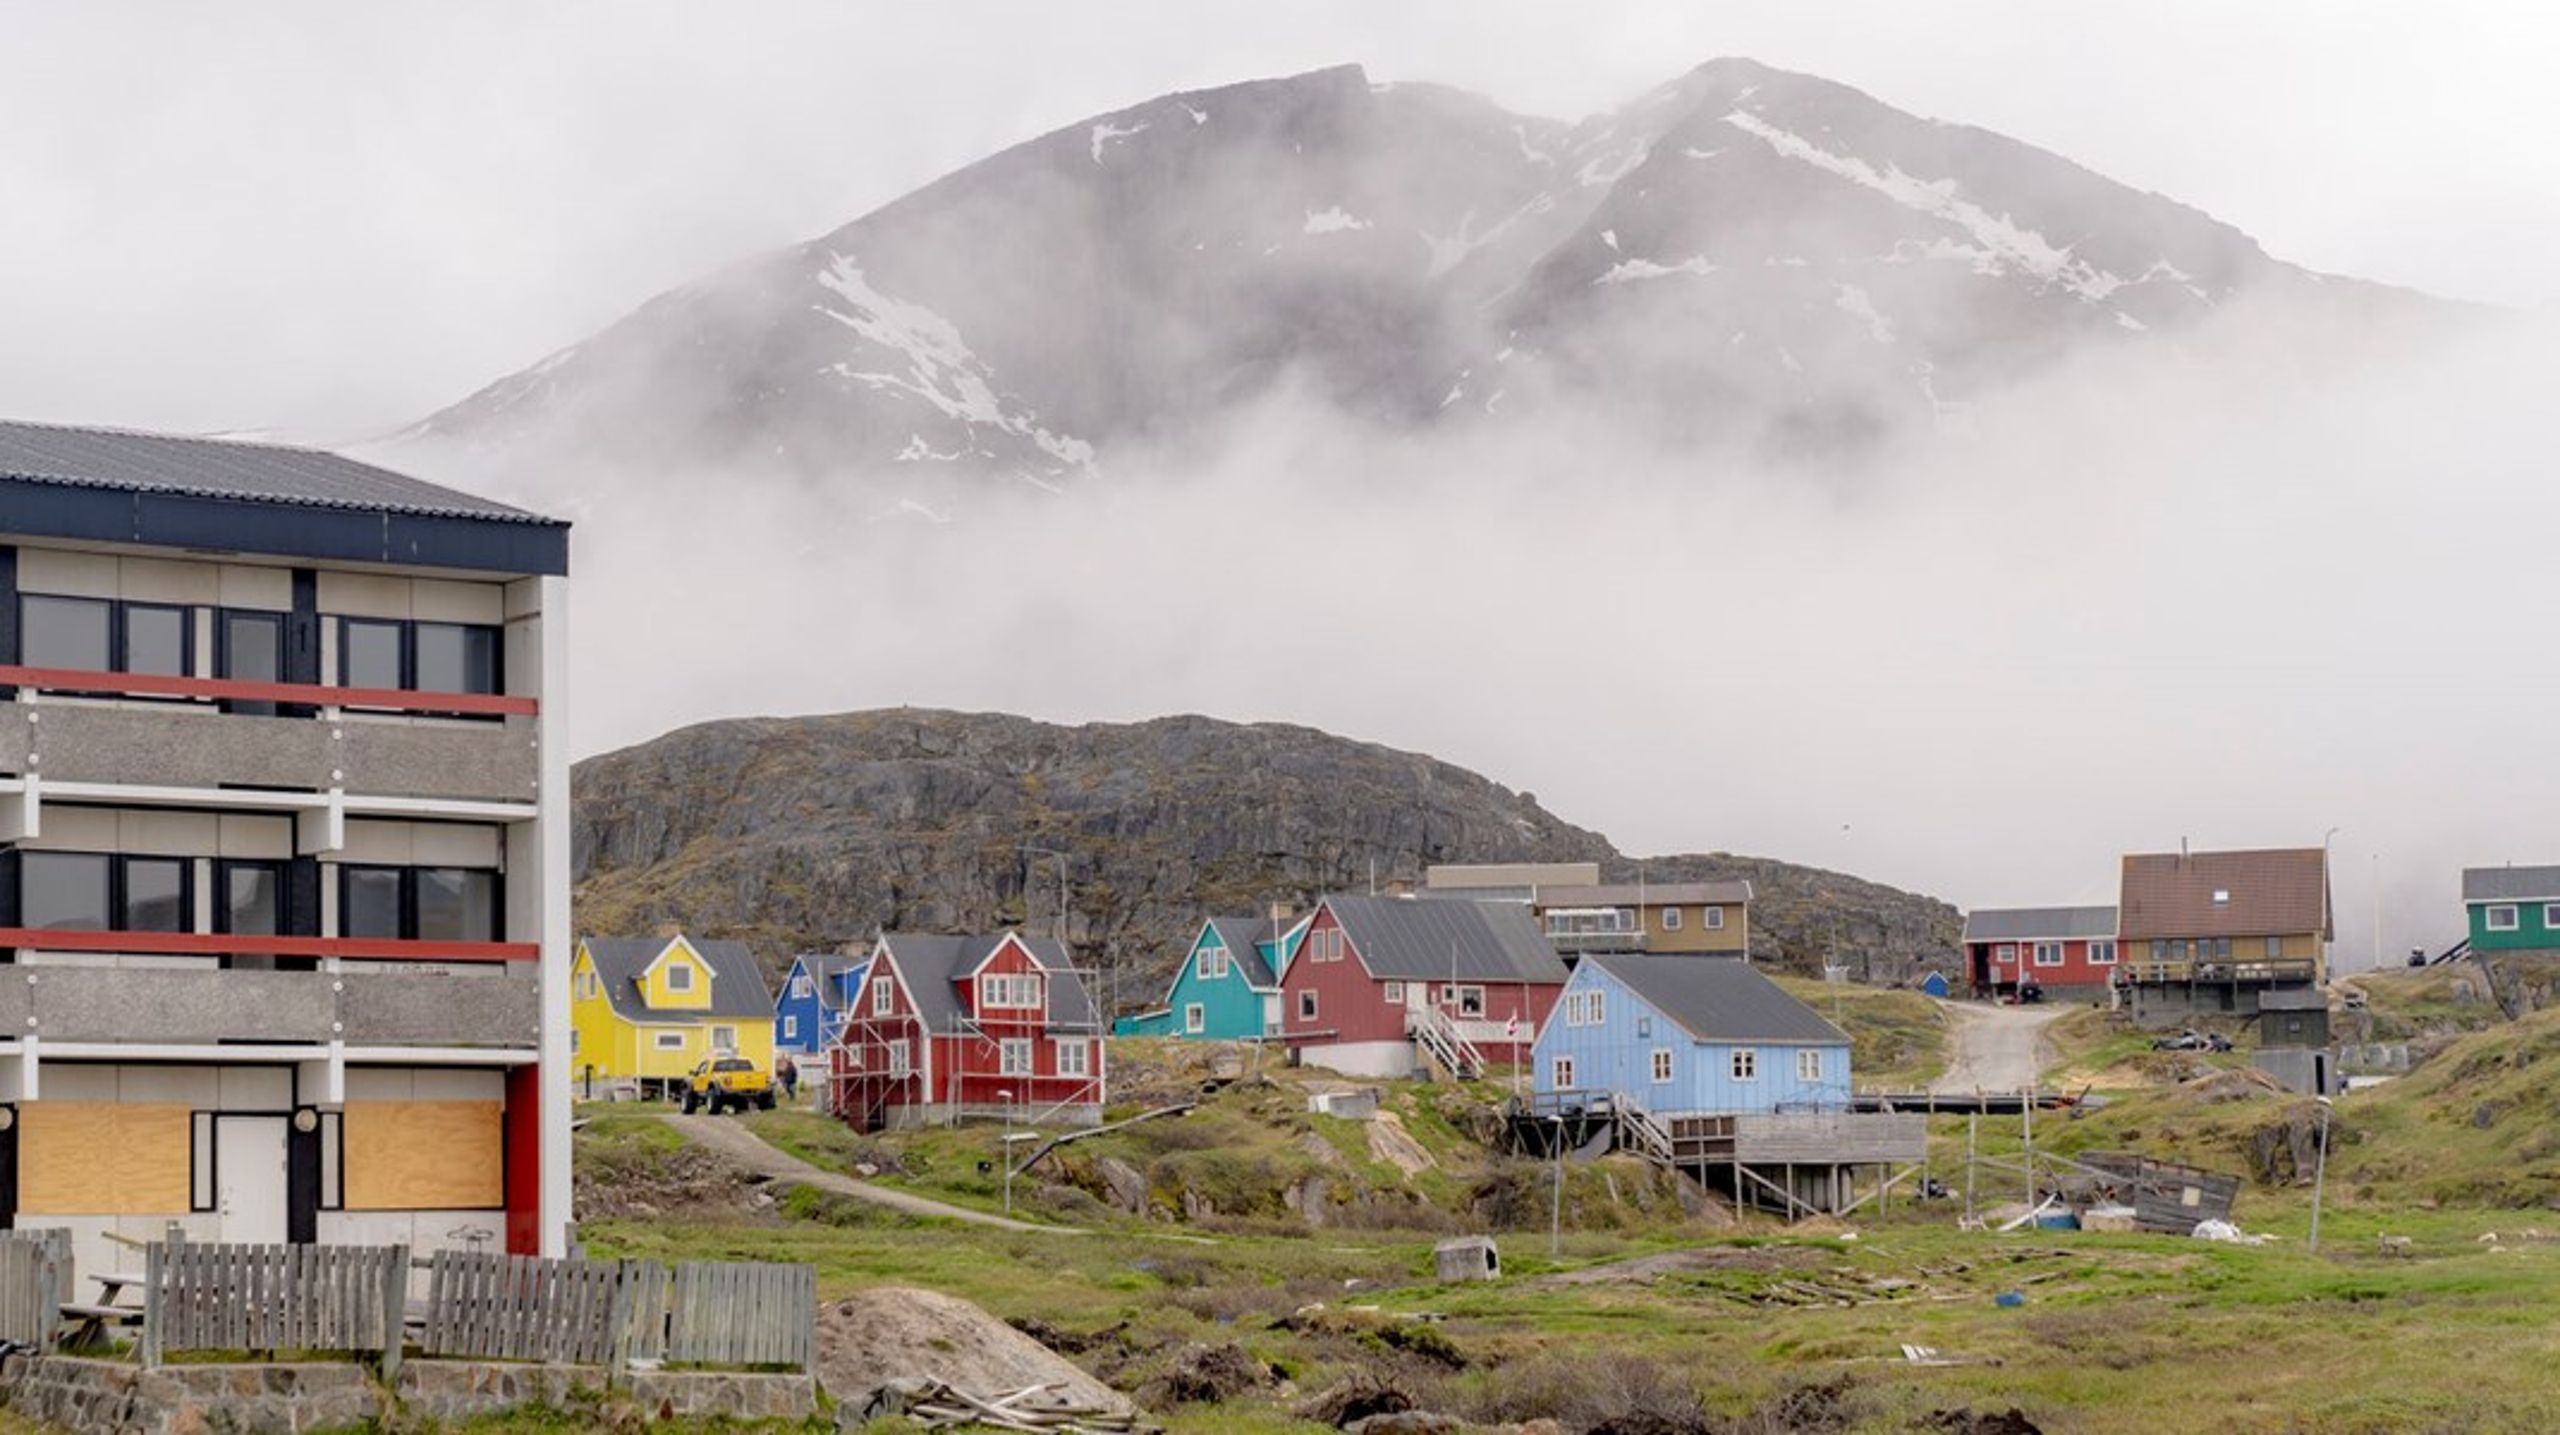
[682,1056,776,1114]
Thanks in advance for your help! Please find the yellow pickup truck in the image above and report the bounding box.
[680,1056,776,1115]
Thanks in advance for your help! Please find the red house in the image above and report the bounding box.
[1282,895,1568,1078]
[1961,906,2119,1002]
[829,931,1104,1129]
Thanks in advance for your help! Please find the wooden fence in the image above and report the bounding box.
[140,1236,406,1371]
[666,1261,816,1370]
[0,1229,72,1350]
[128,1240,812,1376]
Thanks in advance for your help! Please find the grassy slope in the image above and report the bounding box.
[1770,976,1949,1089]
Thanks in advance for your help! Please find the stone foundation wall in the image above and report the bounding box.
[0,1353,817,1432]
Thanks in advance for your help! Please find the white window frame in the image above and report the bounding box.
[981,973,1042,1010]
[1196,947,1219,980]
[1383,981,1405,1003]
[1551,1056,1575,1089]
[872,975,895,1015]
[575,970,598,1001]
[653,1031,686,1051]
[1298,990,1318,1021]
[1994,944,2017,965]
[1635,1015,1651,1039]
[2546,904,2560,930]
[1797,1049,1823,1082]
[2088,940,2117,966]
[1662,906,1683,931]
[710,1024,737,1052]
[1447,985,1486,1017]
[999,1038,1032,1076]
[846,1043,865,1071]
[886,1038,910,1077]
[782,1014,799,1042]
[1650,1049,1673,1083]
[1055,1038,1090,1077]
[1184,1002,1206,1034]
[664,963,695,993]
[2033,942,2064,968]
[790,975,812,998]
[2264,936,2285,959]
[1703,907,1725,930]
[1731,1048,1759,1081]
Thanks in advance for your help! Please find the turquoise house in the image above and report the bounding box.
[1115,915,1305,1040]
[2462,865,2560,955]
[1532,953,1852,1113]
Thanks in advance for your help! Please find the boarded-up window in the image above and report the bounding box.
[343,1101,503,1211]
[19,1103,192,1215]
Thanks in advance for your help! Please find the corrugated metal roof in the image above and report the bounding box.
[0,419,557,525]
[582,935,776,1025]
[2462,866,2560,903]
[792,953,870,1011]
[872,932,1097,1031]
[2119,849,2330,940]
[1961,906,2118,943]
[1583,953,1848,1045]
[1530,881,1754,908]
[1201,916,1282,988]
[1323,894,1567,984]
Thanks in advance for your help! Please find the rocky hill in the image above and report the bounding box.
[399,58,2433,510]
[570,708,1960,1007]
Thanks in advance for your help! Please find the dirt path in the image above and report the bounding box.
[661,1114,1081,1235]
[1929,1000,2067,1093]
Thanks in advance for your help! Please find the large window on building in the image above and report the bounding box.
[120,856,189,933]
[20,852,110,930]
[337,864,500,944]
[217,861,283,936]
[19,595,111,670]
[122,604,190,677]
[337,617,503,697]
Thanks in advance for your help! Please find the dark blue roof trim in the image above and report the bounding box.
[0,479,569,577]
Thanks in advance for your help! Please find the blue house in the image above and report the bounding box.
[1114,915,1305,1040]
[773,952,870,1059]
[1533,953,1852,1113]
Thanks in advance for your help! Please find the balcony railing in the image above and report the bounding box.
[0,929,538,963]
[0,964,540,1046]
[1548,929,1647,952]
[2118,957,2318,986]
[0,664,536,717]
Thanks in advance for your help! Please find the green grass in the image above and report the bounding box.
[1771,976,1949,1088]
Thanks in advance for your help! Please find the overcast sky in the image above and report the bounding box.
[4,2,2557,441]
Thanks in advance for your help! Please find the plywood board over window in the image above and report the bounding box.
[18,1103,192,1215]
[343,1100,504,1211]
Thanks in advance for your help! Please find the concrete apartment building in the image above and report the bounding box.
[0,420,571,1280]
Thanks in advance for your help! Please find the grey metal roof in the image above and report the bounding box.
[1961,906,2118,943]
[1582,953,1849,1046]
[870,932,1098,1031]
[1323,894,1567,984]
[1530,881,1754,908]
[1200,917,1282,989]
[2462,866,2560,904]
[0,419,556,525]
[581,935,776,1024]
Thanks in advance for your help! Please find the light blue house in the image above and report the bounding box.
[1114,915,1305,1040]
[773,952,870,1059]
[1533,953,1852,1113]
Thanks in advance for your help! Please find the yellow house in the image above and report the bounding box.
[571,934,776,1097]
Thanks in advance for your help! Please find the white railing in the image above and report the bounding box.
[1408,1003,1484,1080]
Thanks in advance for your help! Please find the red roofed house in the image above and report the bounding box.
[1281,895,1568,1079]
[2118,846,2330,1027]
[829,931,1103,1129]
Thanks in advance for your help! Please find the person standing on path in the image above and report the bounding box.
[778,1052,800,1103]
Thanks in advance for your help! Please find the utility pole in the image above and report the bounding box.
[2309,1096,2334,1252]
[1549,1114,1566,1257]
[1000,1088,1017,1214]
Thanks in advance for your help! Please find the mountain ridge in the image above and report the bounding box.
[570,706,1963,1008]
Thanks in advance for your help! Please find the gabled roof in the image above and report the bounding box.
[2463,866,2560,904]
[1321,894,1567,984]
[1528,881,1754,908]
[1582,954,1848,1046]
[1962,906,2118,943]
[2118,849,2330,941]
[580,935,775,1024]
[0,419,546,523]
[783,953,870,1011]
[1200,916,1284,989]
[872,932,1098,1031]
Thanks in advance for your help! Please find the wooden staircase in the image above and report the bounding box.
[1409,1004,1485,1080]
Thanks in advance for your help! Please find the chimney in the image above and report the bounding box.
[1385,878,1416,899]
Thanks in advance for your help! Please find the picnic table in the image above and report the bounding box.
[59,1270,146,1352]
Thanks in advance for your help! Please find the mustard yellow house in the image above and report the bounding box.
[571,934,776,1098]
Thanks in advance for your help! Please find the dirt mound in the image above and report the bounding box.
[573,1140,763,1221]
[817,1285,1132,1416]
[1143,1341,1275,1406]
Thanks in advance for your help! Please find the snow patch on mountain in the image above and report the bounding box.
[1722,110,2127,302]
[1833,284,1896,343]
[1304,207,1372,234]
[1597,255,1717,284]
[1090,120,1148,164]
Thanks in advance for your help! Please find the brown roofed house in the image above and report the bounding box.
[2118,847,2332,984]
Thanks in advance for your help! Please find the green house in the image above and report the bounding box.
[1114,915,1305,1040]
[2462,865,2560,953]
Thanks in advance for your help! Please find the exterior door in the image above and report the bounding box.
[215,1116,290,1245]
